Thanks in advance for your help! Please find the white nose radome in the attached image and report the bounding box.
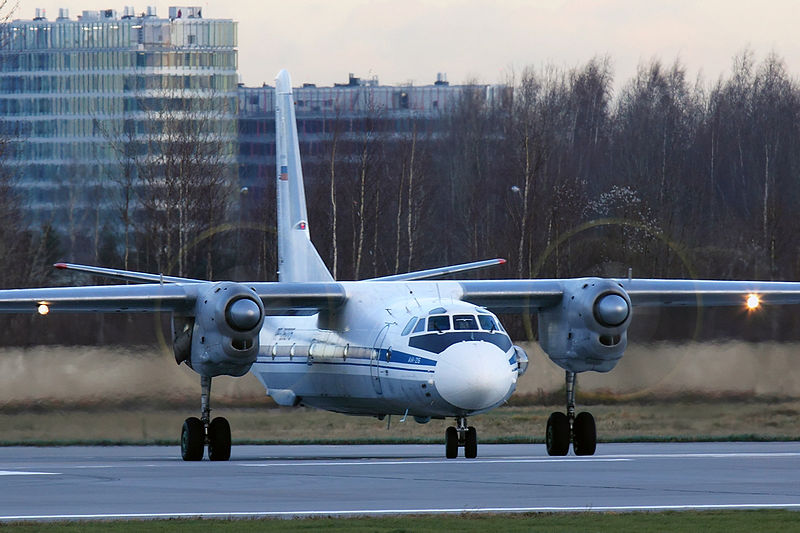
[434,342,516,411]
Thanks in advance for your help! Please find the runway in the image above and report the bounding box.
[1,442,799,520]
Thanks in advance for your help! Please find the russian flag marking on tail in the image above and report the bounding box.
[279,165,289,181]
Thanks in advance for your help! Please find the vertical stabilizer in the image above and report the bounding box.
[275,70,334,282]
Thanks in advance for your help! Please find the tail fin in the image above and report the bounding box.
[274,70,334,282]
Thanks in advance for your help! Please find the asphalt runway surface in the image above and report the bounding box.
[1,442,799,521]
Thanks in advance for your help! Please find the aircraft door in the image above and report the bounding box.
[370,324,390,395]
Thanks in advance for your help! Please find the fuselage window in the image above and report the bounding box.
[453,314,478,330]
[478,314,498,332]
[401,317,418,336]
[412,318,426,334]
[427,315,451,333]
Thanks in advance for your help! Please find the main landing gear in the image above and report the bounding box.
[181,375,232,461]
[444,416,478,459]
[546,371,596,456]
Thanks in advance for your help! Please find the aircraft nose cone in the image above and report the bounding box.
[226,298,262,331]
[434,342,516,411]
[594,294,629,327]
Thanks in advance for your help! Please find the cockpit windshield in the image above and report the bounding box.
[478,314,499,332]
[427,315,451,333]
[453,314,478,330]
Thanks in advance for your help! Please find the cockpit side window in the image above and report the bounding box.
[412,318,426,334]
[453,314,478,330]
[478,314,498,332]
[427,315,451,333]
[401,317,418,336]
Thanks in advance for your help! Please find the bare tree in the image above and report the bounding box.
[136,90,235,278]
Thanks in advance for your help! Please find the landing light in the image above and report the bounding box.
[37,303,50,315]
[746,294,761,310]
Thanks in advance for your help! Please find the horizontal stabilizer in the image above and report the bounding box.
[368,258,507,282]
[54,263,205,284]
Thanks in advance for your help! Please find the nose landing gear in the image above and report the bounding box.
[445,416,478,459]
[546,371,597,456]
[181,375,232,461]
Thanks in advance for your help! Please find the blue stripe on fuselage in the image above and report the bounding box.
[256,348,436,373]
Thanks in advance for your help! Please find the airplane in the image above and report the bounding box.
[2,69,800,461]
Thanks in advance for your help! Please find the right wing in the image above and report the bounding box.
[0,283,198,313]
[0,281,348,316]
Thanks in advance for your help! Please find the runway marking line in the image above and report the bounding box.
[4,503,800,521]
[601,452,800,459]
[0,471,59,476]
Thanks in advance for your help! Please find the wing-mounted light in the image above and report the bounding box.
[746,293,761,311]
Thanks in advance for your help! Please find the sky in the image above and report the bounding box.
[12,0,800,91]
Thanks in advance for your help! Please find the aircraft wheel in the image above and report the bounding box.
[181,417,204,461]
[546,412,570,456]
[572,411,596,456]
[445,426,458,459]
[208,417,232,461]
[464,426,478,459]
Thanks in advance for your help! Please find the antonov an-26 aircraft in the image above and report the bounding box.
[2,70,800,461]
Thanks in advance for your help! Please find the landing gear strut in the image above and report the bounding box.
[445,416,478,459]
[545,371,596,456]
[181,375,232,461]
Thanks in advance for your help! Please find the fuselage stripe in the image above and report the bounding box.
[254,359,436,374]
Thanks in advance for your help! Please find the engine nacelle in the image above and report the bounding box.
[538,278,632,373]
[187,282,265,377]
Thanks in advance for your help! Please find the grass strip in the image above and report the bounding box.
[2,510,800,532]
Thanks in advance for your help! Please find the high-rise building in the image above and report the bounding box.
[0,6,238,235]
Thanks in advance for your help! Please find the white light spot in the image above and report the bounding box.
[746,294,760,310]
[37,304,50,315]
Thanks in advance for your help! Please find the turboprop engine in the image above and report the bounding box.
[537,278,632,373]
[173,282,265,377]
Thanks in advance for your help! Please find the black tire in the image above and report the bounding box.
[445,426,458,459]
[572,411,596,456]
[546,412,570,456]
[464,426,478,459]
[208,417,232,461]
[181,417,204,461]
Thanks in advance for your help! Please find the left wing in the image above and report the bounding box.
[617,278,800,307]
[457,277,800,312]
